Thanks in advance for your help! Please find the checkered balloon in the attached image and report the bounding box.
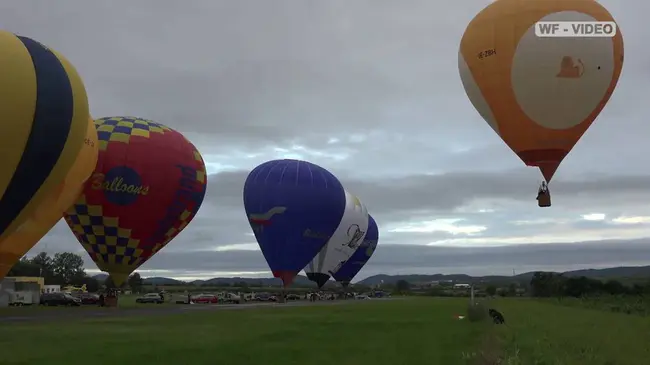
[64,117,207,286]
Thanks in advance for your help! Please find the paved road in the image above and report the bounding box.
[0,299,388,324]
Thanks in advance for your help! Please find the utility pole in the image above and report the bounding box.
[470,284,475,305]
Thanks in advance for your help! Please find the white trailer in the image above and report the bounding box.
[8,281,41,306]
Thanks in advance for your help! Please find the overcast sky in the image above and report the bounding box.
[3,0,650,281]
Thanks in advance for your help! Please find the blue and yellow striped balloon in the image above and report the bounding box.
[0,32,89,243]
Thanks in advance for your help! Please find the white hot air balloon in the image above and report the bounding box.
[304,191,369,289]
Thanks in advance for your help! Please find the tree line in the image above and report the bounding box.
[13,252,649,298]
[391,273,650,299]
[529,271,650,298]
[7,252,144,293]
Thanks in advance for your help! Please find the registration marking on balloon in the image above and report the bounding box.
[302,229,331,240]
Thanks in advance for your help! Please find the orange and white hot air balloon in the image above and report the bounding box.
[458,0,624,207]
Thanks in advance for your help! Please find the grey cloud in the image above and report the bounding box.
[0,0,571,143]
[31,220,650,280]
[207,169,650,215]
[79,240,650,280]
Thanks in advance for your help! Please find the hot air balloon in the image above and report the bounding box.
[243,159,346,288]
[0,118,98,279]
[64,117,207,287]
[304,191,369,289]
[331,214,379,288]
[0,32,89,244]
[458,0,623,207]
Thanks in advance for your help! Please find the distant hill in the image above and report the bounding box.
[356,273,516,286]
[190,275,314,287]
[559,266,650,279]
[90,265,650,287]
[356,266,650,286]
[92,273,108,281]
[91,273,317,287]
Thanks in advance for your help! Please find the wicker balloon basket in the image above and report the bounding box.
[105,296,118,307]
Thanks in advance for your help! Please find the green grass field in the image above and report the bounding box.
[0,298,649,365]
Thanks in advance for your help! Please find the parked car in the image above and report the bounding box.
[135,293,164,304]
[219,292,242,304]
[255,293,277,302]
[285,294,301,301]
[355,294,370,300]
[372,291,390,298]
[192,294,218,304]
[79,293,100,305]
[40,293,82,306]
[307,292,322,301]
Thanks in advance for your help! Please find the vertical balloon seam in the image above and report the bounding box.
[295,160,301,186]
[0,36,74,236]
[314,164,325,188]
[306,164,328,274]
[248,163,264,213]
[276,162,289,268]
[261,160,278,185]
[274,160,292,272]
[278,163,290,185]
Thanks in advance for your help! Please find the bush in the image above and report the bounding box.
[466,302,488,322]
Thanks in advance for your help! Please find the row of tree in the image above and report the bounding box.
[11,253,649,298]
[7,252,144,293]
[394,272,650,299]
[529,271,650,298]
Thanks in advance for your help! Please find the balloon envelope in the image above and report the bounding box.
[458,0,623,182]
[64,117,207,286]
[332,214,378,286]
[305,191,369,289]
[0,119,97,279]
[243,159,346,287]
[0,118,98,279]
[0,32,89,243]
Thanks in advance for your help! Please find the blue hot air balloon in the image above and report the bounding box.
[243,159,346,287]
[331,214,379,287]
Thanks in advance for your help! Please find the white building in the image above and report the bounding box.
[453,283,471,289]
[43,285,60,293]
